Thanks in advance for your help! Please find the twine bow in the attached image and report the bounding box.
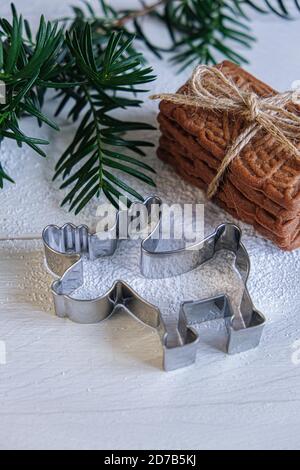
[151,65,300,199]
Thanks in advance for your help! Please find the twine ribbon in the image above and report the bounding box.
[151,65,300,199]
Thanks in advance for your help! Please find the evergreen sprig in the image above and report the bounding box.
[119,0,300,70]
[0,8,65,157]
[54,28,156,213]
[59,1,300,71]
[0,4,156,212]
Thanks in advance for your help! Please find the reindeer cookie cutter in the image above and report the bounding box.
[42,196,266,371]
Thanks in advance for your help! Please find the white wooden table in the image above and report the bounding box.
[1,0,300,450]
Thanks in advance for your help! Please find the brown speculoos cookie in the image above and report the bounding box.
[157,61,300,251]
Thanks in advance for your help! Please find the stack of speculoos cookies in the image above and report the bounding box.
[157,61,300,251]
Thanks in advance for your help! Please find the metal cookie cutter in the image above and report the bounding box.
[43,196,266,371]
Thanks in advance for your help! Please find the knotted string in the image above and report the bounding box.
[151,65,300,199]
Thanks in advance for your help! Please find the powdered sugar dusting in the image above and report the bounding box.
[70,235,246,333]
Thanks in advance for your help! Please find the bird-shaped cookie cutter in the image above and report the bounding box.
[42,196,266,371]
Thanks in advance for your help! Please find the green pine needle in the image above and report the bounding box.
[0,161,14,189]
